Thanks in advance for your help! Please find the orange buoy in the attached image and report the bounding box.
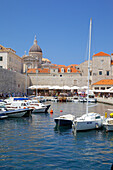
[23,107,26,109]
[60,110,63,112]
[50,109,53,114]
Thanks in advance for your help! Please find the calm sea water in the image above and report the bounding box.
[0,102,113,170]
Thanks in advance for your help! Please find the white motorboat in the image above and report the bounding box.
[78,97,87,102]
[54,114,75,127]
[87,94,97,103]
[103,112,113,132]
[51,97,59,102]
[0,105,32,118]
[4,98,51,113]
[72,96,78,103]
[103,117,113,132]
[28,100,51,113]
[73,112,103,131]
[5,108,32,118]
[72,19,103,132]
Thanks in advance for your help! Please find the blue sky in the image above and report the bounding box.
[0,0,113,65]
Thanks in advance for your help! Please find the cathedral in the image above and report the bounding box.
[22,36,51,72]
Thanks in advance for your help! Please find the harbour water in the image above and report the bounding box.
[0,102,113,169]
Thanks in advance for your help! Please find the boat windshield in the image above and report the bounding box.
[95,116,101,119]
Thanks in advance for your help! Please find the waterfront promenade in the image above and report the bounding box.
[96,97,113,105]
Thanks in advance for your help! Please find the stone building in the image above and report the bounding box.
[27,64,85,87]
[0,36,113,95]
[0,44,22,73]
[92,52,112,84]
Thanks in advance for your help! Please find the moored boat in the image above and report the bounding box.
[5,108,33,118]
[54,114,75,127]
[103,112,113,132]
[73,112,103,131]
[103,117,113,132]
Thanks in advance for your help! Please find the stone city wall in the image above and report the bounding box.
[28,73,88,87]
[0,68,30,94]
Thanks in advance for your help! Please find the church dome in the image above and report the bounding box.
[29,36,42,53]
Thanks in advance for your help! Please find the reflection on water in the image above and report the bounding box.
[0,102,113,169]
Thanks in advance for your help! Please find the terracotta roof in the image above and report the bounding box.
[93,52,110,57]
[68,64,78,67]
[58,66,80,73]
[27,68,50,74]
[93,79,113,85]
[58,65,66,67]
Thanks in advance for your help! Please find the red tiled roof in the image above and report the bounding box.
[27,68,50,74]
[68,64,78,67]
[93,79,113,85]
[58,67,80,73]
[58,65,66,67]
[93,52,110,57]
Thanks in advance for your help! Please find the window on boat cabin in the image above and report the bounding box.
[106,71,109,76]
[95,87,99,90]
[99,71,102,75]
[0,66,2,68]
[95,116,100,119]
[60,75,62,77]
[101,87,105,90]
[107,87,111,89]
[0,56,3,61]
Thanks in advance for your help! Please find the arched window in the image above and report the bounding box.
[67,68,71,73]
[61,68,64,73]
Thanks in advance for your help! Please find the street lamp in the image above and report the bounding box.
[36,69,38,96]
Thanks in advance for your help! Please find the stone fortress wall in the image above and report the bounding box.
[0,68,30,94]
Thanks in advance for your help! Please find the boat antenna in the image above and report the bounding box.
[86,18,92,115]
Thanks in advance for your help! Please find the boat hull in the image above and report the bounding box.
[103,124,113,131]
[6,108,32,118]
[54,118,73,127]
[74,120,102,131]
[32,107,47,113]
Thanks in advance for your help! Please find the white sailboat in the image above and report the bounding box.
[72,18,103,131]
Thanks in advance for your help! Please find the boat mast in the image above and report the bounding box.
[86,18,92,114]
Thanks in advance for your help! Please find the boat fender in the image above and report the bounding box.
[95,123,99,129]
[105,112,107,118]
[60,110,63,112]
[24,107,26,109]
[50,109,53,114]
